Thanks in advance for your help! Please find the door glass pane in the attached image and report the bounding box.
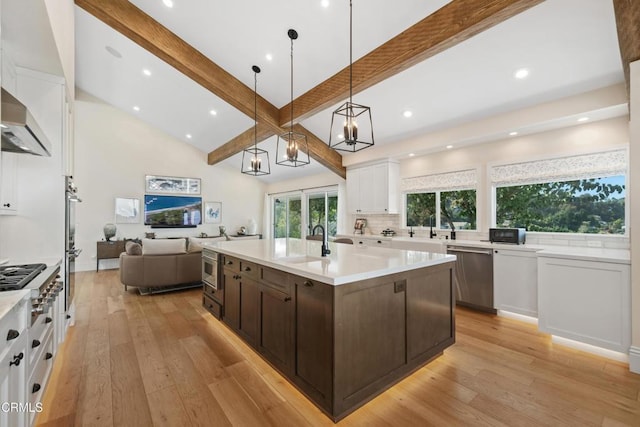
[273,198,286,238]
[328,193,338,236]
[288,197,302,238]
[308,194,326,236]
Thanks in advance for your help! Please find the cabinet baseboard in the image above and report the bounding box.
[629,346,640,374]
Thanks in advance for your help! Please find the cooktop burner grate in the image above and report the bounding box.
[0,263,47,291]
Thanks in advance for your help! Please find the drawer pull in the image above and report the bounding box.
[303,280,314,287]
[284,296,292,302]
[45,316,53,324]
[32,339,41,348]
[45,352,53,360]
[225,260,233,265]
[9,352,24,367]
[32,383,41,394]
[243,266,251,272]
[7,329,19,341]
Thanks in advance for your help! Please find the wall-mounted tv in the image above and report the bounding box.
[144,194,202,228]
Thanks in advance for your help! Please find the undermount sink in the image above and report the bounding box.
[278,255,326,264]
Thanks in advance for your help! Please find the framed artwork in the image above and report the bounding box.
[115,197,140,224]
[354,218,367,234]
[204,201,222,224]
[145,175,201,195]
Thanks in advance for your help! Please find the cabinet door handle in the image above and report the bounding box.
[243,266,251,272]
[9,352,24,367]
[32,339,41,348]
[3,203,10,208]
[7,329,19,341]
[45,352,53,360]
[284,296,292,302]
[45,316,53,324]
[32,383,41,394]
[225,260,233,265]
[377,240,382,244]
[303,280,314,287]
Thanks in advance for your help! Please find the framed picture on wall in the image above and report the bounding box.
[115,197,140,224]
[145,175,201,195]
[205,201,222,224]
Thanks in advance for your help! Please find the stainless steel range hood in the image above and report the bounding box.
[1,88,51,156]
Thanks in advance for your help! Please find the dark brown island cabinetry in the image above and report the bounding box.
[212,253,455,422]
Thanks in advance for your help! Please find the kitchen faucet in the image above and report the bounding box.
[312,224,331,257]
[429,215,437,239]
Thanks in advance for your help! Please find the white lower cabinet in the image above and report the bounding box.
[493,249,538,317]
[538,256,630,353]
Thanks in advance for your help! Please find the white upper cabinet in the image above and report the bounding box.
[346,161,399,214]
[0,152,18,215]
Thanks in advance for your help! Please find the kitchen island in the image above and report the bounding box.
[204,238,456,421]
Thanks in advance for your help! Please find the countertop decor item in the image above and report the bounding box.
[242,66,271,176]
[354,218,366,234]
[103,223,116,241]
[276,28,310,168]
[329,0,374,152]
[247,218,257,235]
[381,228,396,237]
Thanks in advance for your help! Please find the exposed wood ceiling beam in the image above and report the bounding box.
[211,0,544,166]
[75,0,345,177]
[612,0,640,99]
[278,0,546,125]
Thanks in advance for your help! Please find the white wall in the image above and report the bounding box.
[266,171,344,194]
[73,91,266,271]
[629,60,640,373]
[44,0,74,99]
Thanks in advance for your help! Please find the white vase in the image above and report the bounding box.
[247,219,257,235]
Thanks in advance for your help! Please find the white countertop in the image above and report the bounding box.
[204,238,456,286]
[0,289,30,322]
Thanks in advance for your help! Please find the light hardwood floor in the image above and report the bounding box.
[35,270,640,426]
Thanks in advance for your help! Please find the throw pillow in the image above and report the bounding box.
[141,238,187,255]
[125,241,142,256]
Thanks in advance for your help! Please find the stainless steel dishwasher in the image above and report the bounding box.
[447,245,495,313]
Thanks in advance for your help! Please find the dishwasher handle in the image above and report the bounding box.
[447,247,493,256]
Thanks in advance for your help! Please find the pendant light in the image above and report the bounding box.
[329,0,374,152]
[242,65,271,176]
[276,29,310,167]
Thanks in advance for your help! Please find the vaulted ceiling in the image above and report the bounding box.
[70,0,628,183]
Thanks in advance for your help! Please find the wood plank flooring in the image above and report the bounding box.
[35,270,640,426]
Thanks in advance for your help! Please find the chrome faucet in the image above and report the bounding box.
[312,224,331,257]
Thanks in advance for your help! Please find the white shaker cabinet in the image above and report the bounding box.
[493,249,538,317]
[0,152,18,215]
[538,255,630,353]
[346,161,399,214]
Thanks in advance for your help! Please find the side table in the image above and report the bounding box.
[96,240,126,271]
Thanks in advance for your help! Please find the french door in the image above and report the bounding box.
[272,187,338,239]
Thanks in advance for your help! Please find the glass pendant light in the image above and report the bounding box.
[242,65,271,176]
[276,29,310,167]
[329,0,374,152]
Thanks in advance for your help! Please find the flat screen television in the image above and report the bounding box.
[144,194,202,228]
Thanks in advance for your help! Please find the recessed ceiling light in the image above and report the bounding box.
[577,117,589,122]
[321,0,330,8]
[133,106,140,111]
[186,134,192,139]
[403,110,413,118]
[446,145,453,149]
[209,109,217,116]
[514,68,529,79]
[266,53,273,61]
[409,153,415,157]
[163,0,174,8]
[509,131,518,136]
[105,45,122,59]
[142,69,151,76]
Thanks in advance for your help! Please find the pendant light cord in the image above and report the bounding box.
[290,35,294,133]
[349,0,353,105]
[254,70,257,150]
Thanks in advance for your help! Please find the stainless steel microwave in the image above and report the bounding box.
[489,228,526,244]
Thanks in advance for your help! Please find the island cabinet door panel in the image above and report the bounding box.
[334,279,406,405]
[238,277,259,347]
[258,285,293,373]
[292,276,333,410]
[406,266,455,361]
[223,269,240,331]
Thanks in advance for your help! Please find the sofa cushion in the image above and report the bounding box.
[187,237,205,253]
[142,238,187,255]
[125,241,142,255]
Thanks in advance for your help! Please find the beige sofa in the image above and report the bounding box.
[119,237,222,292]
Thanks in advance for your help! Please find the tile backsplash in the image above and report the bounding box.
[347,214,629,249]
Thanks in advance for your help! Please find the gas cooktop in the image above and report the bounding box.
[0,263,47,291]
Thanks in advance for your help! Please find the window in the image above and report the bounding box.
[307,191,338,237]
[272,186,339,239]
[405,190,477,230]
[496,176,625,234]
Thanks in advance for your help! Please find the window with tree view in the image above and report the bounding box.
[496,176,625,234]
[406,190,476,230]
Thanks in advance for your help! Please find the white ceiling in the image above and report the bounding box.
[69,0,624,183]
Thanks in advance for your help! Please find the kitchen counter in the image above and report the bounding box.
[205,238,455,285]
[0,289,30,322]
